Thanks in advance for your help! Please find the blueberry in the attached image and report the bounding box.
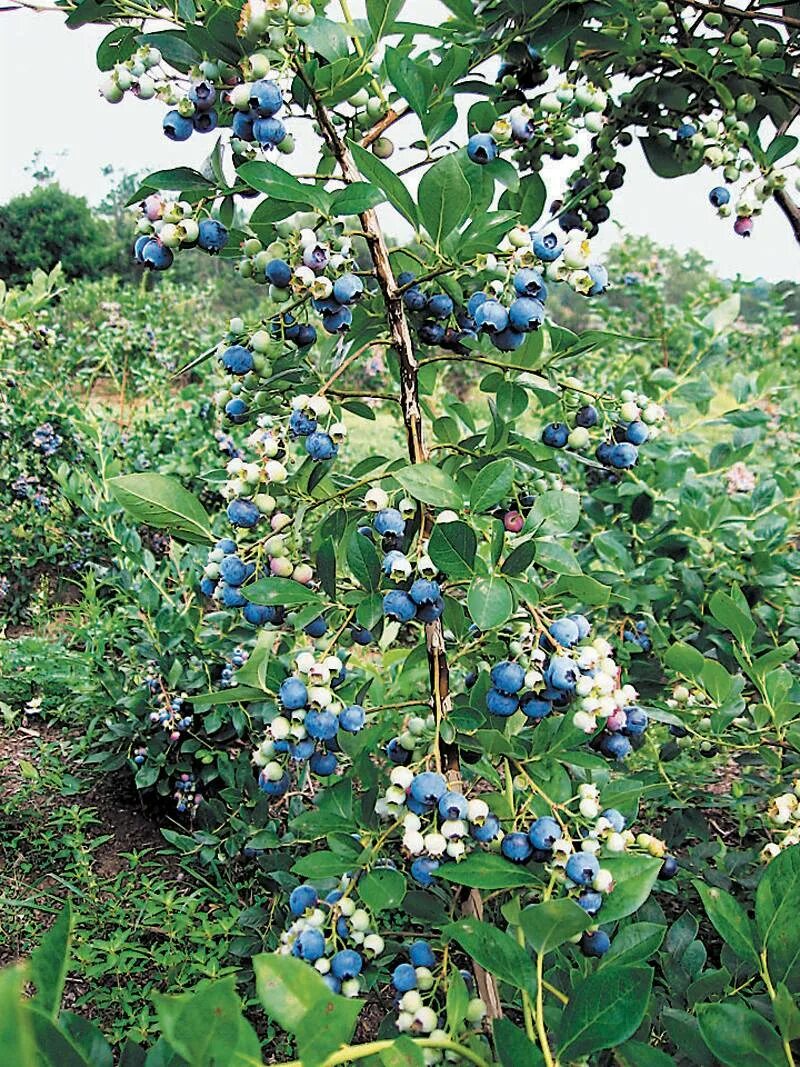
[279,678,308,710]
[470,813,500,842]
[490,660,525,694]
[625,421,649,446]
[599,732,632,760]
[577,891,603,915]
[259,770,290,796]
[602,808,626,832]
[502,832,533,863]
[392,963,417,992]
[193,109,219,133]
[310,751,338,775]
[528,816,561,851]
[322,306,353,334]
[546,655,578,692]
[220,555,248,586]
[575,405,598,428]
[609,442,638,469]
[305,710,338,740]
[290,409,318,437]
[254,117,286,145]
[295,323,317,349]
[520,695,552,720]
[427,293,454,320]
[221,344,254,376]
[623,706,648,736]
[531,230,563,262]
[339,704,365,733]
[486,688,519,717]
[676,122,697,141]
[411,856,440,886]
[659,856,679,880]
[374,509,405,536]
[403,287,427,311]
[513,269,547,299]
[221,583,247,607]
[332,949,363,980]
[323,974,341,993]
[163,110,193,141]
[305,432,338,461]
[410,771,447,807]
[333,273,364,305]
[351,626,374,646]
[474,299,508,334]
[266,258,292,287]
[249,78,283,116]
[304,615,328,638]
[709,186,731,208]
[383,589,417,622]
[587,262,608,296]
[409,579,440,606]
[141,239,174,271]
[569,613,591,639]
[438,791,469,820]
[418,321,446,345]
[467,291,489,317]
[294,928,325,961]
[199,577,217,597]
[580,929,610,957]
[542,422,569,448]
[133,235,151,262]
[188,80,216,110]
[397,271,416,286]
[595,440,614,466]
[197,220,227,255]
[493,326,526,351]
[466,133,498,164]
[232,111,255,141]
[549,617,580,648]
[225,397,249,424]
[216,538,237,554]
[566,850,600,887]
[227,498,261,527]
[289,884,318,916]
[416,597,444,622]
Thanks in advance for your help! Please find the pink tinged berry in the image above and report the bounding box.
[270,556,293,577]
[734,216,754,237]
[170,731,180,742]
[607,708,627,731]
[503,510,524,533]
[144,194,164,221]
[271,512,292,532]
[293,563,314,584]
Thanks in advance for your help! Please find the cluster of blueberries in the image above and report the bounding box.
[278,878,384,998]
[162,78,221,141]
[11,473,50,513]
[220,646,249,687]
[31,422,62,457]
[623,619,653,653]
[133,193,229,272]
[200,537,285,626]
[542,389,665,470]
[143,672,193,743]
[392,941,487,1038]
[173,772,202,814]
[401,267,556,355]
[254,667,365,794]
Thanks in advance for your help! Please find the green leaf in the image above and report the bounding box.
[358,869,406,912]
[437,853,538,890]
[154,977,242,1066]
[107,474,213,544]
[467,575,514,629]
[534,541,582,576]
[330,182,386,215]
[756,844,800,991]
[30,904,72,1019]
[601,922,666,967]
[243,576,324,608]
[709,589,756,645]
[237,159,331,214]
[697,1003,784,1067]
[469,460,515,513]
[394,463,462,508]
[442,919,537,997]
[384,48,431,118]
[367,0,405,41]
[616,1040,676,1066]
[774,982,800,1042]
[493,1018,544,1067]
[702,293,741,335]
[0,965,36,1067]
[428,521,476,578]
[348,141,418,227]
[640,134,703,178]
[445,967,469,1032]
[28,1008,91,1067]
[417,153,471,247]
[347,530,382,592]
[96,26,137,70]
[694,881,759,966]
[557,966,653,1060]
[520,898,591,954]
[378,1036,425,1067]
[599,856,663,923]
[501,540,536,577]
[664,642,705,679]
[59,1015,113,1067]
[530,490,580,534]
[498,172,547,227]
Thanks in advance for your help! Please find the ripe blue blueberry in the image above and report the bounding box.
[290,409,318,437]
[410,771,447,806]
[625,421,649,445]
[575,405,598,428]
[220,555,248,586]
[322,306,353,334]
[438,790,469,820]
[411,856,440,886]
[467,291,489,317]
[227,498,260,527]
[510,110,535,141]
[409,941,436,968]
[659,856,679,880]
[289,884,318,916]
[332,950,363,980]
[470,813,500,842]
[623,706,648,735]
[493,326,526,352]
[392,963,417,992]
[569,613,591,639]
[188,80,216,110]
[254,117,286,145]
[304,615,328,638]
[163,110,193,141]
[577,891,603,915]
[221,345,254,375]
[602,809,626,833]
[547,655,578,692]
[295,323,317,349]
[676,121,697,140]
[403,287,427,311]
[333,273,364,305]
[374,508,405,536]
[486,688,519,717]
[279,677,308,710]
[259,770,290,796]
[513,269,547,299]
[397,271,416,286]
[232,111,255,141]
[502,832,533,863]
[566,850,600,886]
[520,695,552,719]
[531,230,563,262]
[249,78,283,116]
[418,321,446,345]
[587,262,608,296]
[133,235,150,262]
[467,133,498,164]
[474,299,509,334]
[305,432,338,460]
[198,218,228,253]
[310,751,338,775]
[409,579,440,606]
[294,928,325,961]
[339,704,365,733]
[141,239,174,271]
[549,616,580,648]
[305,710,338,740]
[427,293,454,320]
[609,442,638,469]
[352,626,375,646]
[323,974,341,993]
[193,109,219,134]
[266,258,292,287]
[580,930,611,957]
[225,397,249,423]
[528,816,561,851]
[221,583,247,608]
[599,732,632,760]
[542,422,569,448]
[199,577,217,597]
[490,660,525,694]
[383,589,417,622]
[709,186,731,207]
[416,597,445,622]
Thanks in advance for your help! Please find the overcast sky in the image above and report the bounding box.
[1,3,798,282]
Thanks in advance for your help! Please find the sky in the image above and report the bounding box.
[1,3,799,283]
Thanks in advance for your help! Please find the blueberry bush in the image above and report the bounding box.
[3,0,800,1064]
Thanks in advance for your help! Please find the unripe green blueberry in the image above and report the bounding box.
[230,83,252,111]
[372,137,394,158]
[269,26,287,46]
[730,30,748,47]
[466,998,487,1024]
[288,1,315,25]
[366,96,385,120]
[242,237,263,256]
[703,11,723,26]
[357,111,373,130]
[348,88,370,108]
[159,223,182,248]
[100,75,124,103]
[723,164,740,182]
[757,37,779,58]
[254,493,276,514]
[277,134,296,154]
[248,52,271,78]
[253,250,271,272]
[238,259,254,278]
[136,74,156,99]
[179,218,199,244]
[177,97,196,118]
[568,426,591,449]
[199,60,219,79]
[736,92,756,115]
[250,329,271,353]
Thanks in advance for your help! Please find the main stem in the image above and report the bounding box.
[304,77,502,1021]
